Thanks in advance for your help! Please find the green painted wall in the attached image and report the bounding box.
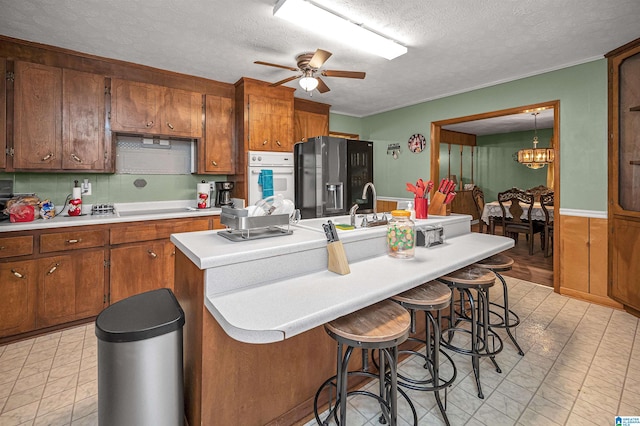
[329,113,364,136]
[469,128,552,201]
[332,59,608,211]
[0,172,226,208]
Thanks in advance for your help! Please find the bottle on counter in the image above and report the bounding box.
[387,210,415,259]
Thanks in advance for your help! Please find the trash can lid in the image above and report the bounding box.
[95,288,185,343]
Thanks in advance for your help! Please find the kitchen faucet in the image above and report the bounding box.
[362,182,377,220]
[349,203,359,227]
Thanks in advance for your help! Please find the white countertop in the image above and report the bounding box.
[0,200,221,232]
[171,214,514,344]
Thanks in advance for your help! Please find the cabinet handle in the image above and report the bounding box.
[66,239,82,244]
[262,140,268,145]
[166,122,174,130]
[146,121,154,128]
[41,152,54,161]
[71,153,82,163]
[147,249,158,259]
[276,140,282,147]
[11,269,25,279]
[47,263,60,275]
[0,246,5,250]
[211,160,218,167]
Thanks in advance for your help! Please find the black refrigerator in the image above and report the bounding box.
[294,136,373,219]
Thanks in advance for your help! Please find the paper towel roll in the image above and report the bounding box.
[197,183,210,209]
[72,187,82,200]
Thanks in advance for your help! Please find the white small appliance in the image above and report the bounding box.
[247,151,295,206]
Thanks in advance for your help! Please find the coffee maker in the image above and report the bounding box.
[214,181,234,207]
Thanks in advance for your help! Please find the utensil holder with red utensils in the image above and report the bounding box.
[414,197,428,219]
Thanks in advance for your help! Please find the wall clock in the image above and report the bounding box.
[408,133,426,153]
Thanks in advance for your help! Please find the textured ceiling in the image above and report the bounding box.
[0,0,638,120]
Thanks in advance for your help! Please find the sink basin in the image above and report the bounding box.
[116,207,197,217]
[294,214,388,234]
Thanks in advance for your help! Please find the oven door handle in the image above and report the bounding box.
[250,170,294,175]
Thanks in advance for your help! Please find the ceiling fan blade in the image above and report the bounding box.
[322,70,366,79]
[316,77,330,93]
[269,75,299,87]
[254,61,298,71]
[308,49,332,69]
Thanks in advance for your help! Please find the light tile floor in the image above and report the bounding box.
[1,277,638,426]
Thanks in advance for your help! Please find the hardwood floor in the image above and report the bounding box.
[472,223,554,287]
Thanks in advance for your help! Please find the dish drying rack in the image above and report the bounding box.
[218,206,293,242]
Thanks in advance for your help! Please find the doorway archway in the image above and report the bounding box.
[430,100,560,292]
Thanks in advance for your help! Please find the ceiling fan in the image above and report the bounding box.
[254,48,366,93]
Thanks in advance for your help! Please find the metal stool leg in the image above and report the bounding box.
[495,272,524,356]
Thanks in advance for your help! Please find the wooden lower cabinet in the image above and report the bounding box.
[110,240,175,303]
[36,249,106,328]
[610,217,640,311]
[0,260,37,338]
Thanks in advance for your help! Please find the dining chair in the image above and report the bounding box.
[526,185,551,203]
[540,191,554,257]
[497,187,544,255]
[471,186,489,233]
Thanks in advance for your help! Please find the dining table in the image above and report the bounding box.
[481,200,554,233]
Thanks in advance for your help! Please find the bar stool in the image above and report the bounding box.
[438,266,503,399]
[391,281,457,426]
[313,300,416,426]
[474,254,524,356]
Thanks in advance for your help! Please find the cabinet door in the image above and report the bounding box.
[62,69,108,170]
[0,58,6,169]
[248,95,272,150]
[111,78,158,133]
[110,240,173,303]
[160,88,203,138]
[270,98,294,152]
[0,260,37,338]
[611,218,640,311]
[36,250,105,327]
[294,109,328,143]
[13,61,62,169]
[203,95,234,173]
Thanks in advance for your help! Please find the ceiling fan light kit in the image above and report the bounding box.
[273,0,407,60]
[254,48,366,93]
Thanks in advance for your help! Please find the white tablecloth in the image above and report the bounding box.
[481,200,554,225]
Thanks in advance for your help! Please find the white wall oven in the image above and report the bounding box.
[247,151,295,206]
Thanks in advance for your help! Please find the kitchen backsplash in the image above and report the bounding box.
[0,172,227,206]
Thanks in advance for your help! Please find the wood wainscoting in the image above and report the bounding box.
[559,215,622,309]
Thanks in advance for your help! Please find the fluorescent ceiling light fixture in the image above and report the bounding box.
[273,0,407,60]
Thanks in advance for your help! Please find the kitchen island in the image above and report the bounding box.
[171,214,514,425]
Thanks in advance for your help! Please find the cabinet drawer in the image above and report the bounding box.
[40,229,106,253]
[0,235,34,258]
[110,218,211,245]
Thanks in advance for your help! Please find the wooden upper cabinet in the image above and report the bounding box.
[247,95,294,152]
[294,109,329,143]
[12,61,109,171]
[202,95,234,174]
[111,78,202,138]
[62,69,109,171]
[236,78,294,153]
[111,78,159,134]
[293,98,330,145]
[161,87,203,138]
[13,61,62,169]
[0,58,6,169]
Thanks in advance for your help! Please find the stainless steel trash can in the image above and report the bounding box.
[96,288,185,426]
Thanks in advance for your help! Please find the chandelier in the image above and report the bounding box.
[516,112,554,169]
